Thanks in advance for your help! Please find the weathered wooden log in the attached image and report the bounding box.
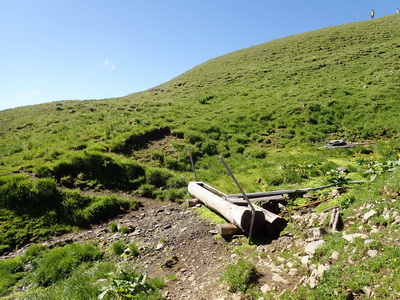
[186,198,201,207]
[253,204,287,236]
[215,224,243,235]
[188,182,265,233]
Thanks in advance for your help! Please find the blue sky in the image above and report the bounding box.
[1,0,398,111]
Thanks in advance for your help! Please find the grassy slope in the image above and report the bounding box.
[1,15,399,165]
[1,14,400,245]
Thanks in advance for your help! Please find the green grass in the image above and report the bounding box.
[30,243,102,287]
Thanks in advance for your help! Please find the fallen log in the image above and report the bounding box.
[215,224,243,235]
[249,204,286,237]
[188,182,265,233]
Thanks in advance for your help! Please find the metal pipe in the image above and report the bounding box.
[219,156,256,244]
[188,146,198,181]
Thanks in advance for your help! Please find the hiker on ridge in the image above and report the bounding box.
[370,9,375,19]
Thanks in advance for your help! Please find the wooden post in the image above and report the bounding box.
[188,146,198,181]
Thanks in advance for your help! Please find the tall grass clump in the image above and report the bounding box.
[0,175,58,210]
[0,256,24,295]
[221,259,259,293]
[30,243,102,287]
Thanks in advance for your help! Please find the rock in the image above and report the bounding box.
[370,227,379,234]
[305,227,327,241]
[277,256,285,262]
[316,264,330,278]
[304,240,325,255]
[367,249,378,258]
[272,273,289,284]
[331,188,341,197]
[301,255,311,266]
[362,286,375,297]
[288,268,298,276]
[336,166,349,174]
[363,209,377,221]
[261,283,273,293]
[286,261,294,268]
[308,277,317,289]
[155,243,164,250]
[343,233,367,242]
[278,203,287,210]
[364,239,374,245]
[331,251,340,260]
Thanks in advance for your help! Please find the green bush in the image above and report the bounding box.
[221,259,258,293]
[23,262,115,300]
[162,188,186,203]
[60,190,131,226]
[146,168,173,188]
[99,270,164,300]
[81,196,128,225]
[0,176,58,210]
[111,240,125,256]
[129,243,140,257]
[51,151,145,190]
[108,222,118,233]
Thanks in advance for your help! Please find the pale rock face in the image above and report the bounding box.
[342,233,368,242]
[331,251,340,260]
[363,209,377,221]
[304,240,325,255]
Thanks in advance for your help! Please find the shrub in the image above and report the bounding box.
[108,222,118,233]
[35,165,52,178]
[81,196,128,225]
[146,168,173,188]
[99,270,164,300]
[129,243,140,257]
[111,240,125,256]
[51,151,145,190]
[0,176,58,210]
[199,140,219,156]
[162,188,186,203]
[136,183,160,198]
[221,259,258,293]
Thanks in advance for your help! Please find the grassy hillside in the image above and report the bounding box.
[2,14,400,297]
[1,15,400,249]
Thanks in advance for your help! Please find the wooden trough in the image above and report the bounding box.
[188,182,287,236]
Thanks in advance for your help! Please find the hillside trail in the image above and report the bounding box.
[5,197,244,299]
